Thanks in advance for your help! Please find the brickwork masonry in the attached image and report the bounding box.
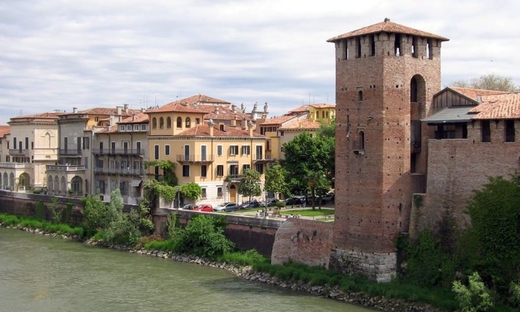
[329,249,397,283]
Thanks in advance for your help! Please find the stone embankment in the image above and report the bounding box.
[2,224,444,312]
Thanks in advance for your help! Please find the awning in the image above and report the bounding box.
[421,106,476,124]
[131,180,142,187]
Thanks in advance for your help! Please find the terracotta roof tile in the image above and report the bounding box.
[469,93,520,119]
[287,105,309,114]
[309,104,336,109]
[449,87,510,102]
[279,119,321,131]
[10,112,62,121]
[176,124,263,138]
[73,107,138,116]
[327,19,449,42]
[259,115,295,126]
[0,125,10,137]
[118,112,149,124]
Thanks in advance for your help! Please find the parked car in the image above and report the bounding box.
[181,204,195,210]
[285,196,305,205]
[214,202,239,212]
[262,198,283,207]
[193,204,213,212]
[240,200,260,209]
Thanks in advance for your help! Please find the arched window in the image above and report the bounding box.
[159,117,164,129]
[410,75,426,104]
[152,117,157,129]
[185,117,191,128]
[176,117,182,128]
[166,117,172,129]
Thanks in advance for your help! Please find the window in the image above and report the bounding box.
[357,90,364,101]
[120,181,128,196]
[481,120,491,142]
[185,117,191,128]
[369,34,375,56]
[152,117,157,129]
[217,187,223,198]
[136,141,141,153]
[201,165,207,177]
[412,36,418,57]
[160,117,164,129]
[505,120,515,142]
[255,163,264,174]
[84,157,88,169]
[201,188,207,199]
[195,118,200,125]
[229,145,239,156]
[216,165,224,176]
[83,137,90,149]
[176,117,182,128]
[217,145,223,156]
[229,165,239,176]
[154,145,159,160]
[165,145,170,156]
[167,117,172,128]
[394,34,401,56]
[134,124,139,131]
[25,137,29,149]
[127,125,132,131]
[242,164,250,173]
[141,124,147,131]
[344,39,349,60]
[255,145,263,160]
[241,145,250,155]
[182,165,190,177]
[31,142,34,150]
[356,36,361,58]
[111,142,116,152]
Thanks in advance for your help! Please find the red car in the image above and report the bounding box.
[193,204,213,212]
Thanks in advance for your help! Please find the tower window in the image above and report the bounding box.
[505,120,515,142]
[369,35,375,56]
[357,90,364,102]
[394,34,401,56]
[412,36,417,57]
[426,39,433,59]
[356,37,361,58]
[344,40,349,60]
[481,120,491,142]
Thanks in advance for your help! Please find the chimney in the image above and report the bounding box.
[208,119,214,137]
[116,106,122,115]
[248,120,254,136]
[232,104,236,114]
[132,114,135,121]
[242,118,247,130]
[73,107,77,113]
[124,104,129,112]
[214,106,219,115]
[231,117,237,127]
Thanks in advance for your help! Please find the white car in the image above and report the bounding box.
[213,202,239,212]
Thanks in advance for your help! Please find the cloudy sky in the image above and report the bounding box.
[1,0,519,124]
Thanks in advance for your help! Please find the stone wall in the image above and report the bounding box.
[271,219,333,267]
[329,249,396,283]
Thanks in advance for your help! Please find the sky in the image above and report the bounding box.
[1,0,519,125]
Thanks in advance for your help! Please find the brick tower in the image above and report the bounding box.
[328,19,449,281]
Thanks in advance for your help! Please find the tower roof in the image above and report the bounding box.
[327,18,449,42]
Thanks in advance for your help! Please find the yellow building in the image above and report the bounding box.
[146,95,270,207]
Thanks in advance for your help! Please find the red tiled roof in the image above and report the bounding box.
[279,119,321,131]
[197,103,252,121]
[327,19,449,42]
[287,105,309,114]
[118,112,149,124]
[0,125,10,137]
[309,104,336,109]
[9,112,62,121]
[176,124,263,138]
[147,101,208,114]
[449,87,510,102]
[469,93,520,119]
[259,115,295,126]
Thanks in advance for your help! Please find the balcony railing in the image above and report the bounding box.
[92,148,144,156]
[0,162,33,169]
[93,167,145,176]
[253,154,274,163]
[225,174,243,182]
[176,155,214,163]
[46,165,85,172]
[8,149,30,156]
[59,149,82,156]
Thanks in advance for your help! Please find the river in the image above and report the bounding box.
[0,228,372,312]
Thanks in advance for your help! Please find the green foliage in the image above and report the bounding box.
[181,182,202,200]
[264,163,287,197]
[452,272,494,312]
[509,282,520,307]
[238,169,262,200]
[35,200,46,220]
[64,202,73,224]
[145,160,178,186]
[144,239,176,251]
[47,197,63,224]
[450,74,519,92]
[174,215,234,258]
[464,176,520,293]
[165,212,179,239]
[0,213,83,237]
[218,249,268,266]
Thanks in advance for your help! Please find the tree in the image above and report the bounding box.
[145,160,178,186]
[264,163,287,199]
[238,169,262,202]
[280,131,332,200]
[316,119,336,188]
[450,74,519,92]
[180,182,202,201]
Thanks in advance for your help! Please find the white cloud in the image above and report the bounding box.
[1,0,519,123]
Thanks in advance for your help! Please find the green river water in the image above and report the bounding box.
[0,227,373,312]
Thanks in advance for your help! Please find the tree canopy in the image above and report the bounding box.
[238,168,262,201]
[264,163,287,198]
[450,73,519,92]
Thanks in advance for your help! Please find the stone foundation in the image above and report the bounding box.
[329,249,396,282]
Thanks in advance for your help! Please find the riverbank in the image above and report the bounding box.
[1,223,445,312]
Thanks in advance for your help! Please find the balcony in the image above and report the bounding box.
[253,154,275,164]
[93,167,145,176]
[176,154,214,164]
[225,174,243,182]
[92,148,144,156]
[46,165,85,172]
[59,149,82,156]
[9,149,30,156]
[0,162,33,169]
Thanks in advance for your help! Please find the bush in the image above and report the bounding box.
[218,249,268,266]
[452,272,494,312]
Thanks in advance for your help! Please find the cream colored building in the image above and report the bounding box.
[0,125,10,163]
[93,112,149,204]
[146,95,270,207]
[0,113,60,191]
[47,105,135,196]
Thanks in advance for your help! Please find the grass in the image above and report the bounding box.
[0,213,84,237]
[284,209,334,217]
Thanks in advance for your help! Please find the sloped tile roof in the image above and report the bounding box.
[279,119,321,131]
[449,87,509,102]
[287,105,309,114]
[74,107,138,116]
[309,104,336,109]
[118,112,149,124]
[0,125,10,137]
[176,124,263,138]
[469,93,520,119]
[259,115,296,126]
[9,112,62,121]
[197,103,252,121]
[327,19,449,42]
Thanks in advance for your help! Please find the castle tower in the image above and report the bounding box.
[328,19,449,281]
